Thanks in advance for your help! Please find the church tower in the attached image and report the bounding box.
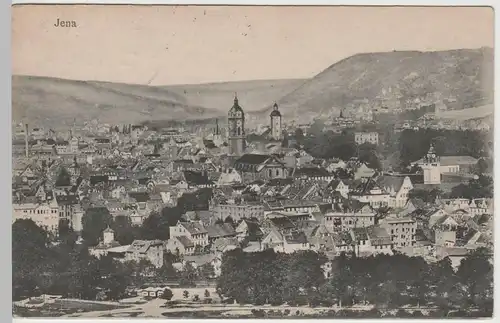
[270,102,283,141]
[421,143,441,185]
[228,93,246,156]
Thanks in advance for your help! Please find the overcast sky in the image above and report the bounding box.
[12,5,494,85]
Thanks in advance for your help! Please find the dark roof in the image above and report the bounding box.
[235,154,270,165]
[183,170,213,186]
[350,178,387,196]
[206,223,237,238]
[55,194,79,205]
[128,192,150,202]
[229,96,244,115]
[176,236,195,248]
[284,231,307,244]
[293,167,331,178]
[270,103,281,117]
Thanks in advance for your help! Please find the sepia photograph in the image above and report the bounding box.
[11,4,494,319]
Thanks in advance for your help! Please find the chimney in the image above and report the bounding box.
[24,123,29,158]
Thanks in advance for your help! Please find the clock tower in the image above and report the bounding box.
[270,102,283,141]
[228,93,246,156]
[421,143,441,185]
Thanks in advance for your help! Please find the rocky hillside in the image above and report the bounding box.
[254,47,494,124]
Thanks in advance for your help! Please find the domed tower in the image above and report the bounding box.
[270,102,282,141]
[228,93,246,156]
[421,143,441,185]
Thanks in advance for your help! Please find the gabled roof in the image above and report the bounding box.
[235,154,270,165]
[350,178,387,196]
[284,231,308,244]
[366,226,392,246]
[127,240,163,254]
[377,175,408,194]
[175,236,195,248]
[180,221,208,235]
[206,223,237,238]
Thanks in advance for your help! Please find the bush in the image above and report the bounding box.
[160,288,173,300]
[283,309,290,316]
[192,294,200,302]
[183,290,189,298]
[204,289,210,297]
[412,310,424,317]
[251,309,266,318]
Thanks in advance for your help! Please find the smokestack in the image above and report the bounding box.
[24,123,29,158]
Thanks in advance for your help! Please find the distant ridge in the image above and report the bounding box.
[13,47,493,127]
[254,47,494,123]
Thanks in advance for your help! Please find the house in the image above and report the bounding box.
[210,237,240,254]
[326,179,349,199]
[233,154,288,182]
[206,223,237,243]
[12,198,60,233]
[326,159,347,173]
[260,229,310,254]
[324,200,375,231]
[125,240,165,268]
[165,236,195,255]
[210,202,265,222]
[353,163,376,180]
[377,175,413,209]
[235,219,264,242]
[291,167,334,181]
[379,217,417,248]
[169,221,209,247]
[350,178,390,209]
[351,225,393,257]
[354,132,379,146]
[179,254,223,277]
[217,168,242,186]
[183,170,216,188]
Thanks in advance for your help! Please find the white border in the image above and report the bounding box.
[5,2,498,323]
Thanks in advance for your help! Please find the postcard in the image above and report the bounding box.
[11,4,494,319]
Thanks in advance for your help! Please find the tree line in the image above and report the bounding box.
[12,219,213,302]
[217,248,493,316]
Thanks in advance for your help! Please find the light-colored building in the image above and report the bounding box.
[125,240,165,268]
[169,221,209,247]
[380,217,417,248]
[12,198,60,233]
[210,202,264,222]
[354,132,379,145]
[377,175,413,209]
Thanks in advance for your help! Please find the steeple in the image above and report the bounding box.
[215,119,220,135]
[234,92,238,105]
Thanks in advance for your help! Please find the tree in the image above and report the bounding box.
[161,288,173,300]
[204,289,210,297]
[82,207,112,246]
[183,290,189,298]
[141,207,182,240]
[456,248,493,309]
[12,219,50,300]
[193,294,200,301]
[111,215,139,245]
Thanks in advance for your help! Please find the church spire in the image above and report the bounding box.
[215,119,219,135]
[234,92,238,104]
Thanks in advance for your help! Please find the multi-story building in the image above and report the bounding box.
[380,217,417,248]
[12,198,60,233]
[210,202,265,221]
[124,240,165,268]
[354,132,379,145]
[169,221,209,247]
